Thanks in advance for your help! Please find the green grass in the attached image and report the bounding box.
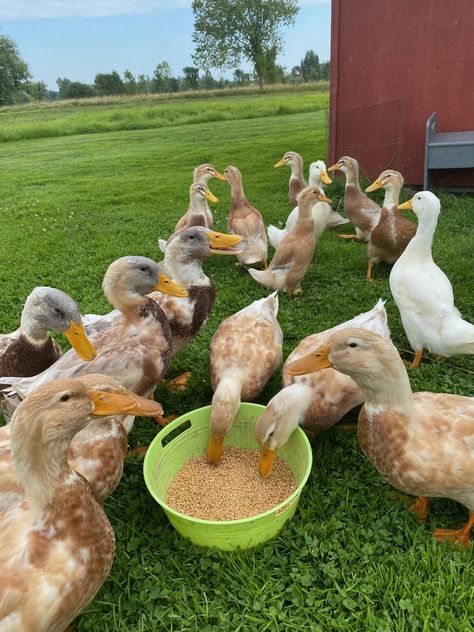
[0,89,473,631]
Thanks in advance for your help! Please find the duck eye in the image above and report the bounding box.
[348,342,358,348]
[60,393,71,402]
[54,308,64,318]
[189,235,194,240]
[139,266,148,272]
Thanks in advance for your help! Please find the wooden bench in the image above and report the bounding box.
[424,112,474,189]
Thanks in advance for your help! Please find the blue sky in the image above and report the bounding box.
[0,0,330,90]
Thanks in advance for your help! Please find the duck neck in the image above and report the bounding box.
[382,185,401,210]
[20,308,49,344]
[211,370,243,438]
[190,194,208,216]
[290,161,304,182]
[353,359,414,412]
[404,211,437,259]
[11,416,78,513]
[308,172,323,190]
[344,165,360,190]
[162,249,208,288]
[230,178,247,206]
[104,285,147,320]
[296,198,314,222]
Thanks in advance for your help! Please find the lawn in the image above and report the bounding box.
[0,90,473,631]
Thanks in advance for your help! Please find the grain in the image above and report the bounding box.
[166,446,296,521]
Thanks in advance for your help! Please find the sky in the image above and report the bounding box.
[0,0,331,90]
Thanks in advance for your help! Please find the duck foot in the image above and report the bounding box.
[433,512,474,547]
[366,260,374,282]
[410,495,429,523]
[411,350,423,368]
[167,372,192,391]
[337,234,359,240]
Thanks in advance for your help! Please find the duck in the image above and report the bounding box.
[0,256,188,422]
[183,163,226,230]
[0,377,162,631]
[286,327,474,545]
[255,300,390,477]
[390,191,474,367]
[225,165,268,268]
[274,151,306,206]
[0,286,96,378]
[327,156,381,241]
[0,374,164,502]
[173,182,219,235]
[364,170,416,281]
[206,291,283,464]
[248,186,330,295]
[268,160,348,248]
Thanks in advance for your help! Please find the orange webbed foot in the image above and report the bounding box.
[410,496,429,523]
[338,234,359,240]
[433,512,474,548]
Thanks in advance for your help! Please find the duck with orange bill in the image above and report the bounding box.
[274,150,306,206]
[249,186,331,296]
[390,191,474,368]
[327,156,381,241]
[364,170,416,281]
[0,256,188,424]
[225,165,268,268]
[0,377,163,632]
[180,162,226,230]
[287,327,474,546]
[172,182,219,236]
[206,291,283,465]
[0,286,96,380]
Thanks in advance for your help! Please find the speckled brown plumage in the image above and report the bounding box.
[0,334,60,378]
[368,207,416,264]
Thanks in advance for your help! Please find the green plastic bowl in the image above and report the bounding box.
[143,403,312,550]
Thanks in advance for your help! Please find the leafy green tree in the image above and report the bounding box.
[94,71,125,95]
[200,70,216,90]
[183,66,199,90]
[123,70,137,94]
[0,35,30,105]
[57,78,95,99]
[26,80,49,101]
[192,0,298,90]
[300,49,320,82]
[137,74,151,94]
[320,60,330,81]
[153,61,172,93]
[233,69,250,86]
[169,77,181,93]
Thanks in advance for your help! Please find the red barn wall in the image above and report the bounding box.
[329,0,474,185]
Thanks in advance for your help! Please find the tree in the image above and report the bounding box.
[57,78,96,99]
[0,35,30,105]
[152,61,172,93]
[200,70,216,90]
[300,49,320,82]
[192,0,298,90]
[183,66,199,90]
[320,60,330,81]
[137,74,151,94]
[94,71,125,96]
[26,80,49,101]
[233,69,250,86]
[123,70,137,95]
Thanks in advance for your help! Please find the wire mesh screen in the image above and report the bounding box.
[334,99,404,179]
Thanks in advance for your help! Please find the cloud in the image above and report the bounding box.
[0,0,190,21]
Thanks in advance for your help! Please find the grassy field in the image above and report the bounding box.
[0,90,473,631]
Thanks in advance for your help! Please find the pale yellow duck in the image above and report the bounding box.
[181,162,226,230]
[364,170,416,281]
[0,377,162,631]
[256,300,390,477]
[0,256,187,422]
[173,182,219,235]
[206,292,283,464]
[328,156,381,241]
[287,328,474,545]
[0,286,95,379]
[225,165,268,268]
[248,186,332,295]
[274,151,306,206]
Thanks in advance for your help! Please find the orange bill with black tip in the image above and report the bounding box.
[64,321,97,361]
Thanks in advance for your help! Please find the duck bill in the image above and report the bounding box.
[204,189,219,203]
[327,162,340,172]
[64,321,97,361]
[90,390,164,417]
[397,199,413,211]
[155,273,188,298]
[213,170,226,181]
[320,171,332,185]
[259,446,277,479]
[286,345,332,375]
[206,435,224,464]
[365,179,383,193]
[274,158,286,168]
[319,194,333,204]
[206,230,243,255]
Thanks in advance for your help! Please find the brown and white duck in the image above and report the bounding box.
[0,287,96,379]
[0,377,162,631]
[225,165,268,268]
[328,156,381,241]
[206,292,283,464]
[249,186,330,295]
[364,170,416,281]
[287,327,474,546]
[184,162,226,229]
[0,256,187,422]
[274,151,306,206]
[173,182,219,235]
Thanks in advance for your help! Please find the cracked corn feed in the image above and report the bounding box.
[166,446,296,521]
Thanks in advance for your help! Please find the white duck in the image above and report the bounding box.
[391,191,474,367]
[268,160,348,248]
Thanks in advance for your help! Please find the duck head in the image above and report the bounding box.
[366,170,404,193]
[274,151,303,172]
[193,163,226,184]
[309,160,332,186]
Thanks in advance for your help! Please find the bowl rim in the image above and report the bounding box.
[143,403,313,526]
